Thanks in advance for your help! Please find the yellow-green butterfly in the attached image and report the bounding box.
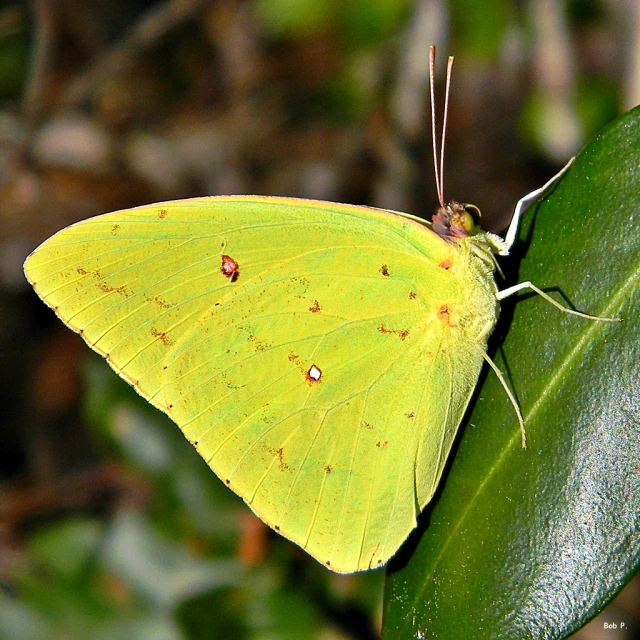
[23,48,618,573]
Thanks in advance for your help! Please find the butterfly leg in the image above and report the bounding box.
[474,320,527,448]
[496,282,621,322]
[502,157,575,254]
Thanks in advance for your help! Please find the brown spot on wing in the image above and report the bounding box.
[406,412,414,419]
[324,464,333,474]
[380,265,389,276]
[378,324,409,341]
[288,353,299,362]
[269,447,290,472]
[221,255,240,282]
[145,294,173,309]
[221,372,245,390]
[376,440,388,449]
[111,224,120,234]
[248,334,271,351]
[77,267,103,279]
[438,305,455,327]
[151,327,174,346]
[309,300,321,313]
[158,209,168,219]
[99,282,130,297]
[290,276,309,293]
[409,291,417,300]
[440,258,453,270]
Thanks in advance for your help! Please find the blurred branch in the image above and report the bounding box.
[62,0,210,108]
[23,0,55,127]
[0,463,149,545]
[529,0,582,160]
[391,0,446,140]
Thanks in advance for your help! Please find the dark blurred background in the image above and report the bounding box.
[0,0,637,638]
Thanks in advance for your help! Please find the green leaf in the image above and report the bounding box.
[0,592,51,640]
[102,511,241,610]
[27,518,103,582]
[382,107,640,638]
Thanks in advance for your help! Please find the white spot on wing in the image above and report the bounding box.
[308,365,321,381]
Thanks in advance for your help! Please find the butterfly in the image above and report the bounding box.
[23,47,618,573]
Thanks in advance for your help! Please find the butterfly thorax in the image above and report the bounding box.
[432,200,505,343]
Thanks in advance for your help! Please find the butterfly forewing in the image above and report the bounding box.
[24,196,497,573]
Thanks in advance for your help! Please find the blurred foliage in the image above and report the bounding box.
[450,0,510,58]
[255,0,410,48]
[0,11,29,99]
[1,0,638,638]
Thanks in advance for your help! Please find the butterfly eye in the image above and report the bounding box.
[447,203,482,236]
[463,203,482,221]
[449,207,476,236]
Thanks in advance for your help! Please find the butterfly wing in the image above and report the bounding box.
[24,196,495,572]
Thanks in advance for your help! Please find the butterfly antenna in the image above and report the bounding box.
[440,55,454,208]
[429,46,444,207]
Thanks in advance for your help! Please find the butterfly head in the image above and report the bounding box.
[432,201,482,239]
